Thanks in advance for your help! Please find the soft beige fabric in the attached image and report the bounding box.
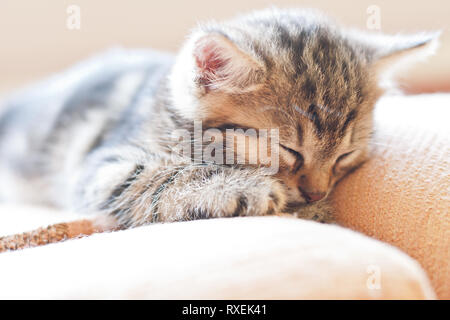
[0,215,435,299]
[332,94,450,299]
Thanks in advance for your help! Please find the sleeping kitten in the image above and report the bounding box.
[0,8,438,229]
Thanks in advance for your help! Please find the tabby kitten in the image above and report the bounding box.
[0,8,438,230]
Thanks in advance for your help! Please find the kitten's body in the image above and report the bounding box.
[0,9,437,229]
[0,50,172,206]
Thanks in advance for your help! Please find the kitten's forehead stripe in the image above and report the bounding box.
[296,123,303,146]
[302,77,317,100]
[307,104,323,137]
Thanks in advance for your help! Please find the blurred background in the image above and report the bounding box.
[1,0,449,95]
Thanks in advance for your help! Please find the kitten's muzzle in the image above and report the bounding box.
[298,188,326,203]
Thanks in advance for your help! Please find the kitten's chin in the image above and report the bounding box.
[284,201,307,213]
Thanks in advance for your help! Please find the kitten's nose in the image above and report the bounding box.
[302,191,326,203]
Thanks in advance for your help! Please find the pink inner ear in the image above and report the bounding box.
[194,37,228,88]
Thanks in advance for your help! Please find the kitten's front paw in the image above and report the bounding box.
[157,167,287,221]
[194,172,287,219]
[221,176,287,218]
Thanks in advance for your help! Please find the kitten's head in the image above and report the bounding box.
[169,8,439,205]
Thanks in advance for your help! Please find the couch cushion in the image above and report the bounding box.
[332,94,450,299]
[0,215,434,299]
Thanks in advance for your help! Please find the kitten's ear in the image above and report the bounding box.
[193,34,265,92]
[368,32,441,84]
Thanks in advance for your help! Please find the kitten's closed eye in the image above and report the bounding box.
[335,150,355,163]
[280,144,304,173]
[333,150,358,174]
